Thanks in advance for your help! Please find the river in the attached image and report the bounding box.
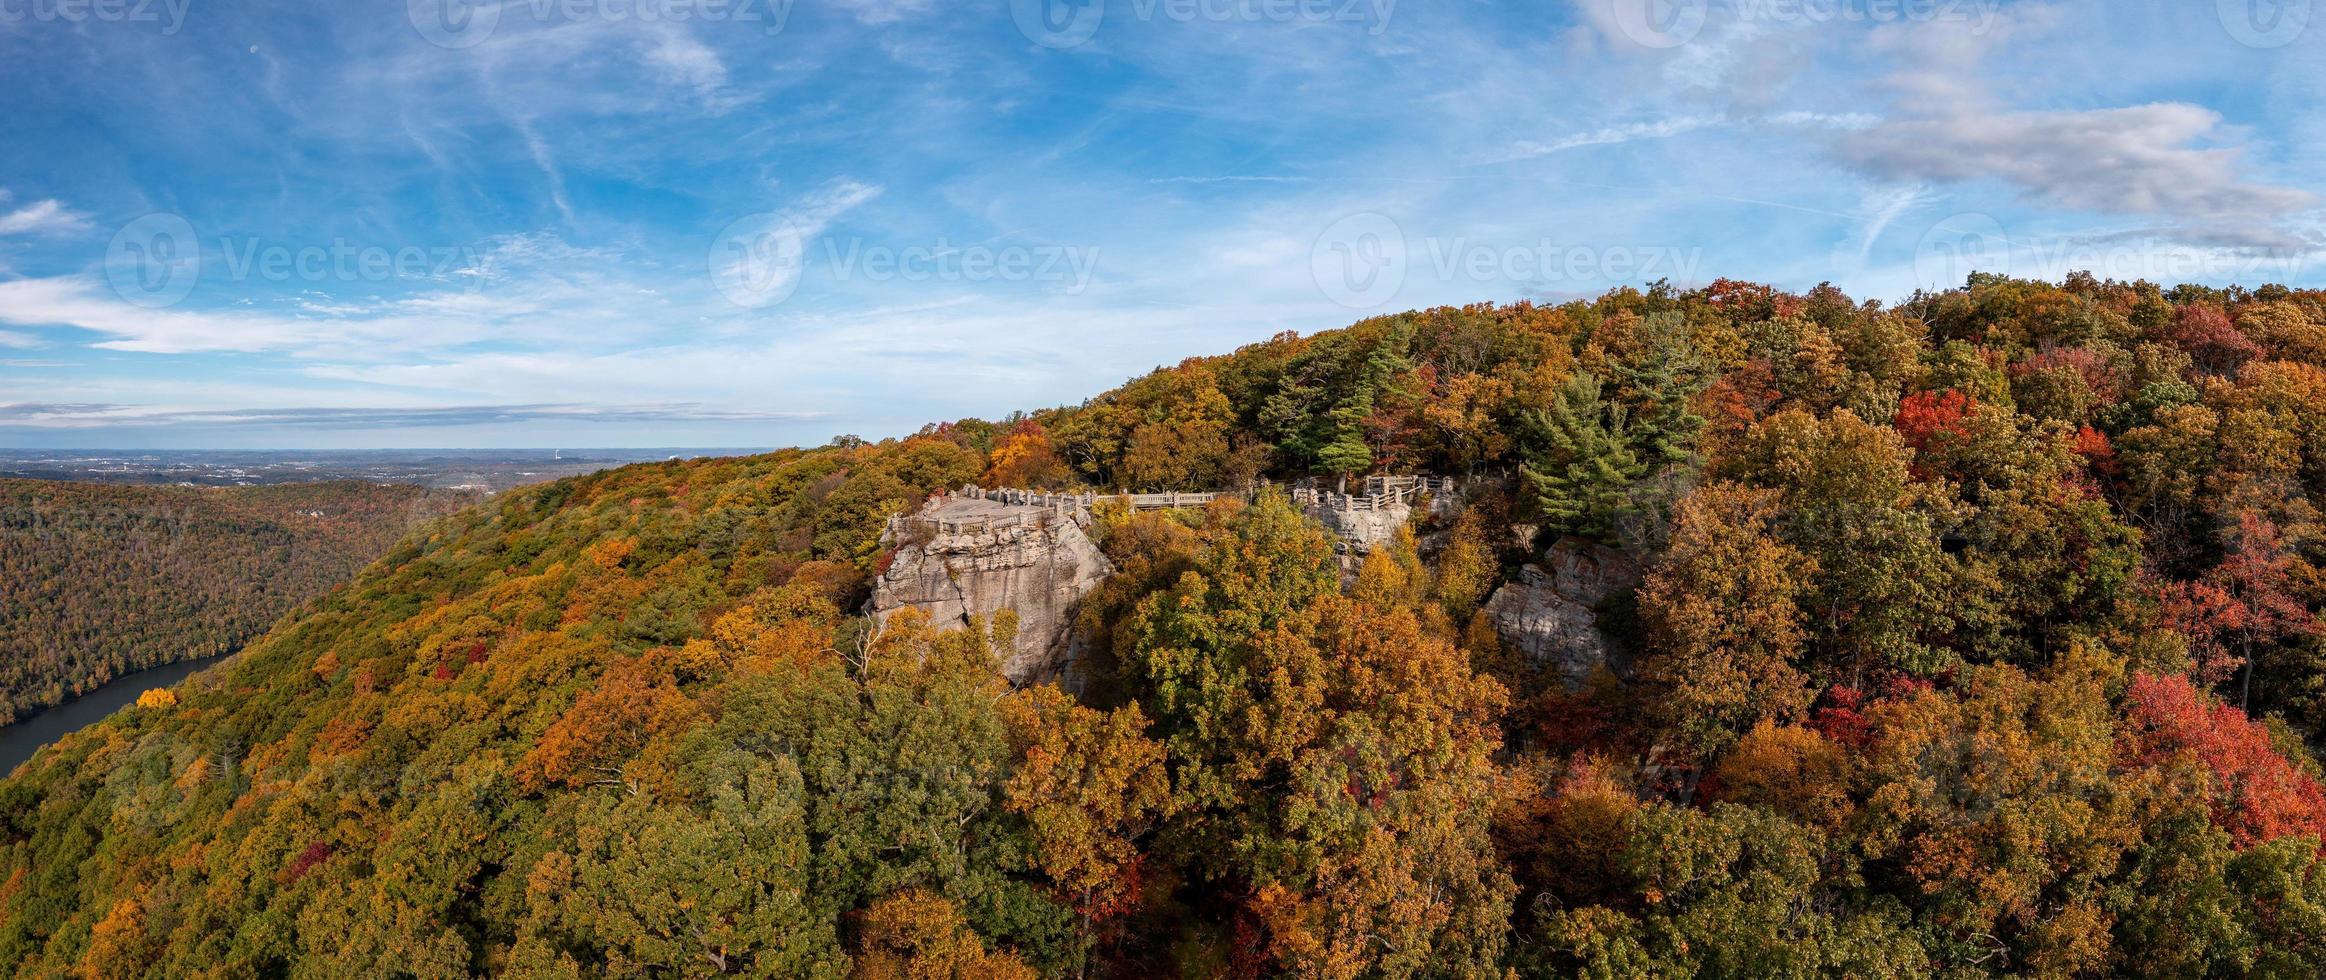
[0,654,233,773]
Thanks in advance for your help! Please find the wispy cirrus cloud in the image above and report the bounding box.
[0,276,486,355]
[0,229,709,356]
[1484,111,1877,164]
[0,196,92,237]
[706,178,884,305]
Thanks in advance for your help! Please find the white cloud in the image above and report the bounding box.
[708,179,884,302]
[1484,112,1875,164]
[1865,4,2061,106]
[1489,116,1725,163]
[0,277,466,353]
[0,198,93,236]
[512,115,576,226]
[283,295,1292,420]
[639,27,744,110]
[1843,183,1939,268]
[1839,104,2316,244]
[0,230,680,356]
[1832,5,2317,248]
[793,179,884,232]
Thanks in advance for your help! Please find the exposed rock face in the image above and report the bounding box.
[1309,500,1412,563]
[1481,536,1641,685]
[870,503,1114,687]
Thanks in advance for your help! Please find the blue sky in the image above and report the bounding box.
[0,0,2320,448]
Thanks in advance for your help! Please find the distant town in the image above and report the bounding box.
[0,448,762,493]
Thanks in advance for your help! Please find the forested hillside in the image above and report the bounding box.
[7,275,2326,977]
[0,480,475,723]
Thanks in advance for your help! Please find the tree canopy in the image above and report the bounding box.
[10,275,2326,977]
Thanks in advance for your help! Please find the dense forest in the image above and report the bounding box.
[7,274,2326,977]
[0,480,475,724]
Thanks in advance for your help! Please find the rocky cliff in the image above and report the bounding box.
[1481,536,1640,685]
[870,501,1114,687]
[1310,498,1413,563]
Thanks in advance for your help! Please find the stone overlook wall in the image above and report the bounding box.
[1290,476,1462,563]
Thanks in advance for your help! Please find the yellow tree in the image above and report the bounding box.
[1120,495,1515,976]
[1635,483,1818,757]
[853,890,1038,980]
[999,686,1174,929]
[981,420,1067,488]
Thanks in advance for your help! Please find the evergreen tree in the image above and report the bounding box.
[1521,372,1646,542]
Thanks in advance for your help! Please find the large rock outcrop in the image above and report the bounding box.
[1481,536,1640,685]
[870,499,1113,687]
[1310,499,1413,562]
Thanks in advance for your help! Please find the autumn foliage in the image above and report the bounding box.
[9,277,2326,977]
[2122,672,2326,847]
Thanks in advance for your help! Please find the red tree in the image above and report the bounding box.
[2157,515,2324,697]
[1894,389,1976,478]
[2161,304,2263,375]
[2121,672,2326,848]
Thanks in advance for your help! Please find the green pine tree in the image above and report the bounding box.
[1522,372,1645,541]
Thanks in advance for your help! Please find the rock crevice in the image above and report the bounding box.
[1481,537,1640,685]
